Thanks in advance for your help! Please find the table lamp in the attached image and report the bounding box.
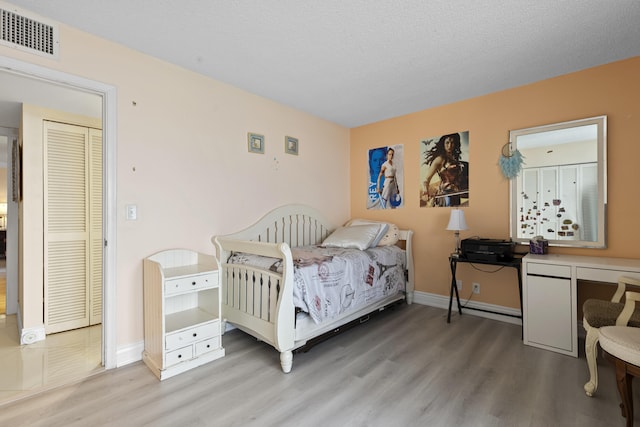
[446,208,468,257]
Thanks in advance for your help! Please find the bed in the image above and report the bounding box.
[212,204,414,373]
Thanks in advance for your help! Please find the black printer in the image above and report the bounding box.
[461,238,515,262]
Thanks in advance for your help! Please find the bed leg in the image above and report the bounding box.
[406,291,414,305]
[280,351,293,373]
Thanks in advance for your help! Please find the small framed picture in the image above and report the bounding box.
[285,136,298,155]
[248,132,264,154]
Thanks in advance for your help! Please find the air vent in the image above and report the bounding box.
[0,4,59,58]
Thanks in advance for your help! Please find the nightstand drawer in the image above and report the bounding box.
[165,321,219,350]
[165,345,193,367]
[165,272,217,295]
[195,336,220,356]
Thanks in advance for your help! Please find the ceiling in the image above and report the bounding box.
[3,1,640,128]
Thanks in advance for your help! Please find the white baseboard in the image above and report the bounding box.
[113,293,535,368]
[20,325,46,345]
[117,340,144,367]
[413,290,522,326]
[15,309,46,344]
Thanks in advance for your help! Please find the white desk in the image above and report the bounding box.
[522,253,640,357]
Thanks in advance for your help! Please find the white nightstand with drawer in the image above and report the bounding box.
[142,249,225,380]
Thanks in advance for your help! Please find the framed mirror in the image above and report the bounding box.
[509,116,607,248]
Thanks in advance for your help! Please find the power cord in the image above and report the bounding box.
[443,287,476,319]
[468,263,506,274]
[459,288,476,309]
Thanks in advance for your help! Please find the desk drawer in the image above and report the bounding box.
[577,267,640,283]
[526,262,571,278]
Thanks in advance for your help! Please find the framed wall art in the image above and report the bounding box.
[419,131,470,208]
[285,136,298,155]
[248,132,265,154]
[367,144,404,210]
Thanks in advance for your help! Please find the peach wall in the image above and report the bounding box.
[350,57,640,310]
[0,17,350,346]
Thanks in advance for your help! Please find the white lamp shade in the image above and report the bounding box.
[446,209,468,231]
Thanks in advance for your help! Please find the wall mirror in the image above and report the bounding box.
[509,116,607,248]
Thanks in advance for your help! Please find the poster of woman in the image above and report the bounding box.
[367,144,404,209]
[420,131,470,207]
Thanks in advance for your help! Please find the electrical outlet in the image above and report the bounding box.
[456,279,462,290]
[472,282,480,294]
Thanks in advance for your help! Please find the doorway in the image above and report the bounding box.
[0,57,117,402]
[0,128,16,317]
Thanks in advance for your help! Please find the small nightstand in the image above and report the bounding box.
[142,249,225,380]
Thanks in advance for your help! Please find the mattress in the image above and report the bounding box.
[227,244,406,324]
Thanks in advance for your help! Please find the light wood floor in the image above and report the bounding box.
[0,304,631,426]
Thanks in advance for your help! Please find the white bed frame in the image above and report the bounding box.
[212,204,414,373]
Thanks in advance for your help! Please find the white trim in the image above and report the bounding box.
[0,56,117,369]
[413,290,522,326]
[116,340,144,368]
[20,325,45,344]
[113,294,526,369]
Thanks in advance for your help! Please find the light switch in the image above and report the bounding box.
[126,204,137,220]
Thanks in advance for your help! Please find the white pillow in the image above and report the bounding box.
[322,224,384,250]
[348,219,399,246]
[348,219,389,247]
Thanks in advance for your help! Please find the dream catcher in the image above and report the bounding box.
[499,142,524,179]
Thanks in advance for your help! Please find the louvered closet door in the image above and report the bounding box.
[44,121,102,334]
[89,128,102,325]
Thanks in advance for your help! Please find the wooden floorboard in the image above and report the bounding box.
[0,304,631,426]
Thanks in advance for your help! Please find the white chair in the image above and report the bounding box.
[599,323,640,427]
[582,277,640,396]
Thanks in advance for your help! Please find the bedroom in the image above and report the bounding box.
[0,1,639,424]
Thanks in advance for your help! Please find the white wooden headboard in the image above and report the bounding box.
[219,204,336,247]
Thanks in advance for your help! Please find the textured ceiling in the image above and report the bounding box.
[5,0,640,127]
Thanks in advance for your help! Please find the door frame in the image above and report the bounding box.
[0,56,117,369]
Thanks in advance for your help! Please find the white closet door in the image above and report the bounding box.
[520,169,539,239]
[540,167,558,240]
[579,164,598,241]
[44,121,91,334]
[89,128,102,325]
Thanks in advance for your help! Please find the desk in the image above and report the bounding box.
[522,254,640,357]
[447,255,524,326]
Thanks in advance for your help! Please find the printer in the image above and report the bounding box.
[461,238,515,262]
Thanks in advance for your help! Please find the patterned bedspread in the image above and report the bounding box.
[227,245,406,324]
